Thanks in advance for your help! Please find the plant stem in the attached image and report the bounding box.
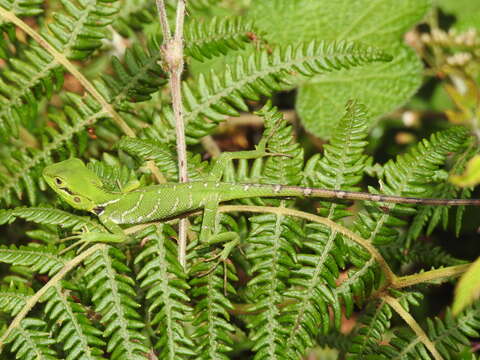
[155,0,172,41]
[0,7,135,137]
[393,264,470,288]
[156,0,188,268]
[383,295,443,360]
[219,204,397,283]
[0,7,166,185]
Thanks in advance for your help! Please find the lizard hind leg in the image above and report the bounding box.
[196,200,240,290]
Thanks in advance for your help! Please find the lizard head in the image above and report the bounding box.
[43,158,104,211]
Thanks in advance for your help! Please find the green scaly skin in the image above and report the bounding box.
[43,158,480,252]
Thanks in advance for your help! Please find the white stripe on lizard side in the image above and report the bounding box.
[170,197,180,213]
[120,193,144,222]
[99,198,121,207]
[145,201,161,220]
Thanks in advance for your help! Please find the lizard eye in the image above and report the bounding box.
[73,196,81,203]
[55,177,62,185]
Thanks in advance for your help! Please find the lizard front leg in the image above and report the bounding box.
[209,138,271,181]
[62,214,128,254]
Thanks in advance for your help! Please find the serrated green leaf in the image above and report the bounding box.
[249,0,430,139]
[297,45,422,138]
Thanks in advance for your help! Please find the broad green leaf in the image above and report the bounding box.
[450,155,480,188]
[436,0,480,31]
[453,257,480,315]
[249,0,431,139]
[297,45,422,138]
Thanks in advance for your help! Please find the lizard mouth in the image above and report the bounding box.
[59,187,75,196]
[93,206,104,215]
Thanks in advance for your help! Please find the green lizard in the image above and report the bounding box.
[43,151,480,257]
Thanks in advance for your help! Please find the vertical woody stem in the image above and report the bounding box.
[156,0,188,268]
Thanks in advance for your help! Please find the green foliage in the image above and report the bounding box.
[135,225,196,359]
[168,40,391,145]
[4,318,58,360]
[185,17,258,62]
[378,303,480,359]
[0,1,479,360]
[97,38,168,104]
[113,0,156,37]
[84,246,148,359]
[249,0,430,139]
[243,103,304,360]
[42,284,105,360]
[280,102,372,358]
[0,284,32,316]
[0,244,66,276]
[346,291,423,359]
[0,0,43,19]
[453,257,480,315]
[354,126,469,246]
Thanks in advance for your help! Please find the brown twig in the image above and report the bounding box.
[156,0,189,268]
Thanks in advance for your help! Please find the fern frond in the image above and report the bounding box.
[190,262,238,360]
[0,0,119,139]
[258,102,304,186]
[84,246,149,359]
[241,103,304,360]
[149,40,392,144]
[113,0,155,37]
[379,302,480,359]
[385,241,467,269]
[135,225,196,359]
[355,126,470,246]
[0,206,103,232]
[0,43,63,139]
[281,102,371,358]
[185,17,258,61]
[44,0,119,60]
[0,283,33,316]
[0,245,66,276]
[0,0,43,20]
[333,256,382,311]
[336,127,471,324]
[407,141,476,243]
[4,318,58,360]
[0,92,106,206]
[97,37,168,104]
[346,291,422,359]
[117,137,209,182]
[42,283,105,360]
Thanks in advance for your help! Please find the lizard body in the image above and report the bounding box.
[43,158,480,228]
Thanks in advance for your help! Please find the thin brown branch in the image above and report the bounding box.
[156,0,188,268]
[155,0,172,41]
